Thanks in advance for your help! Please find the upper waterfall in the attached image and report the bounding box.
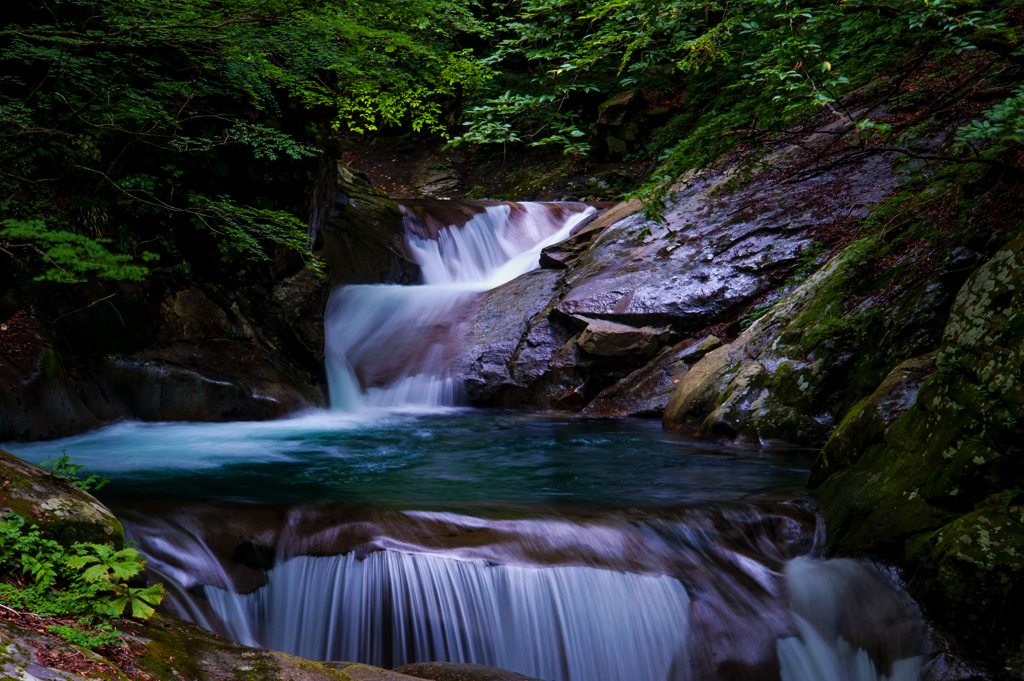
[324,201,594,411]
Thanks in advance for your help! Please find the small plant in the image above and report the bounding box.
[46,621,121,650]
[40,451,109,493]
[0,513,165,650]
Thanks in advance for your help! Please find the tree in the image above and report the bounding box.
[0,0,492,282]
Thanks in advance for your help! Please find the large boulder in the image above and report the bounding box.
[661,230,984,445]
[815,234,1024,671]
[0,447,123,547]
[455,124,912,412]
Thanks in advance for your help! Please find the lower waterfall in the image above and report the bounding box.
[122,502,930,681]
[205,551,691,680]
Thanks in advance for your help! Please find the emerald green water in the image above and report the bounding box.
[3,410,812,508]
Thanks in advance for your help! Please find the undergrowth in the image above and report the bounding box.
[0,513,164,649]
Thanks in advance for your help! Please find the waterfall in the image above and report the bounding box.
[124,504,932,681]
[324,202,594,410]
[205,551,691,680]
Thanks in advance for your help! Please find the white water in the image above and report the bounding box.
[126,504,930,681]
[325,203,594,411]
[205,551,691,680]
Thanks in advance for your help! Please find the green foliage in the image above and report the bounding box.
[460,0,1021,206]
[960,87,1024,146]
[1,0,493,281]
[46,621,121,650]
[1,220,153,283]
[0,509,164,648]
[40,451,109,493]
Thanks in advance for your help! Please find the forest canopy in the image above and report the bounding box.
[1,0,1021,282]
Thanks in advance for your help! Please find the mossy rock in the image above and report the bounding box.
[816,234,1024,668]
[0,448,123,548]
[808,351,937,487]
[0,611,422,681]
[662,214,984,447]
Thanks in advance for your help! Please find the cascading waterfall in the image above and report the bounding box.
[205,552,691,680]
[124,504,931,681]
[324,202,594,410]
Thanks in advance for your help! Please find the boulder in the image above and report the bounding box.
[573,316,674,357]
[456,116,915,414]
[815,235,1024,670]
[585,335,722,417]
[0,447,123,547]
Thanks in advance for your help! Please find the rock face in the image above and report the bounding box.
[455,125,910,411]
[0,447,123,547]
[659,224,985,445]
[323,164,419,286]
[0,163,417,441]
[814,235,1024,670]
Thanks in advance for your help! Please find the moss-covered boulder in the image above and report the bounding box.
[0,612,422,681]
[816,234,1024,669]
[662,215,983,446]
[808,351,937,487]
[395,661,544,680]
[0,448,122,548]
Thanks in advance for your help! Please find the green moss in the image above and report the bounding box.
[0,450,124,548]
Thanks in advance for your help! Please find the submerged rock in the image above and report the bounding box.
[394,662,544,681]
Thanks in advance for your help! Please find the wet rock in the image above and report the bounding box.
[584,335,722,417]
[394,662,544,681]
[85,339,321,423]
[457,269,584,407]
[661,225,982,446]
[815,235,1024,669]
[573,316,674,357]
[808,351,937,488]
[0,312,99,442]
[323,163,420,286]
[0,447,123,547]
[459,115,917,415]
[554,156,901,331]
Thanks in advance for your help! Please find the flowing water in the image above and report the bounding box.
[325,201,594,409]
[3,201,936,681]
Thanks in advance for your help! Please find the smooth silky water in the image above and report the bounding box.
[3,201,932,681]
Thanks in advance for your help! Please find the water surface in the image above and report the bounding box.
[4,410,813,508]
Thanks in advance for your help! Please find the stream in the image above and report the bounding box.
[3,201,934,681]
